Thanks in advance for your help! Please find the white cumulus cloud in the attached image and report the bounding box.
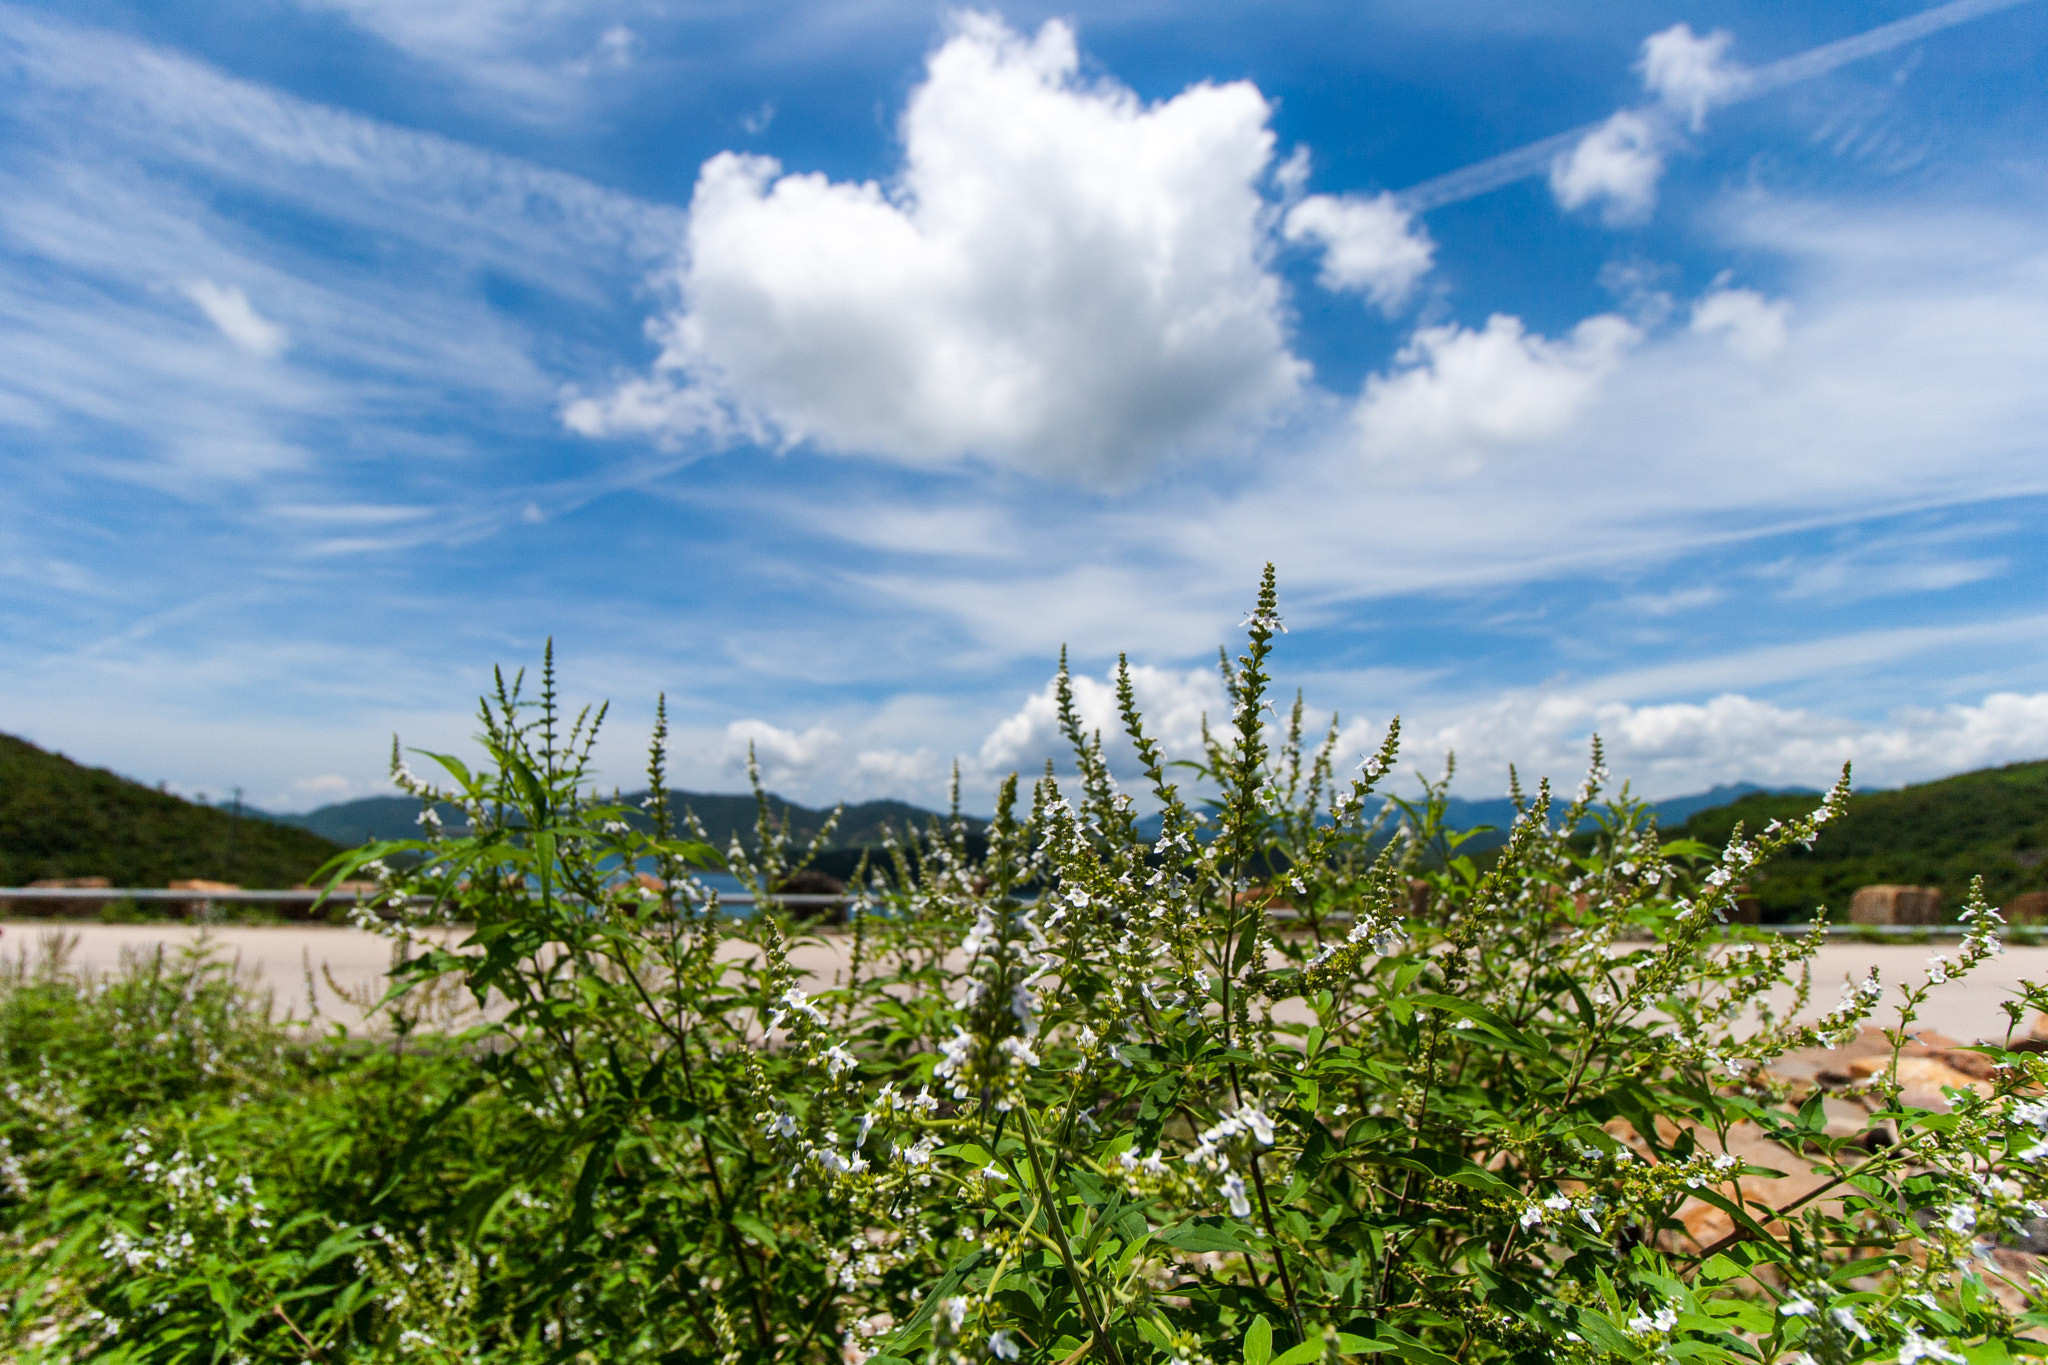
[725,718,840,785]
[1550,110,1665,224]
[1354,312,1638,463]
[1690,285,1790,362]
[1282,192,1435,311]
[978,663,1226,775]
[1398,690,2048,800]
[181,280,289,357]
[1549,25,1744,226]
[564,13,1304,484]
[1638,24,1745,132]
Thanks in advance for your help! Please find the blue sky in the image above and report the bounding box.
[2,0,2046,814]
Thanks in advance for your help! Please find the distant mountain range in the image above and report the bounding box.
[275,782,1790,855]
[1129,782,1809,846]
[8,726,2044,920]
[260,790,986,856]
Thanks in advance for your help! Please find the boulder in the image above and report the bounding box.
[13,876,114,919]
[771,869,849,923]
[2005,890,2048,925]
[1848,884,1942,926]
[1845,1054,1993,1111]
[169,879,240,922]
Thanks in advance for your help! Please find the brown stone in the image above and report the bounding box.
[1848,884,1942,926]
[1405,879,1431,919]
[2005,890,2048,924]
[168,879,240,922]
[772,869,849,923]
[1845,1054,1992,1110]
[13,876,114,918]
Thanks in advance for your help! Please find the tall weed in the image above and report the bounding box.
[3,568,2044,1362]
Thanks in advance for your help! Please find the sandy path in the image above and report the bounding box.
[3,922,2038,1044]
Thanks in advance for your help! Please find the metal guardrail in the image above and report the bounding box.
[0,889,2025,936]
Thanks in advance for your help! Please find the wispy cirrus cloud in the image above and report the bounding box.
[2,0,2045,820]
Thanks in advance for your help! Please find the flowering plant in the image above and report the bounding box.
[3,568,2044,1363]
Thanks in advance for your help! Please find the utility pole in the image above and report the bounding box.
[226,786,243,879]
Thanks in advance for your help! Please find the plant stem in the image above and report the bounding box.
[1018,1108,1124,1365]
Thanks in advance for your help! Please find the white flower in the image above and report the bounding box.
[1222,1172,1252,1218]
[821,1045,858,1078]
[1898,1330,1965,1365]
[988,1330,1020,1361]
[1778,1296,1816,1317]
[1943,1204,1977,1235]
[1829,1305,1872,1342]
[943,1297,970,1332]
[1009,982,1039,1036]
[1626,1305,1678,1335]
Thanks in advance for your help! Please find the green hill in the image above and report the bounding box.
[0,734,341,889]
[1678,759,2048,921]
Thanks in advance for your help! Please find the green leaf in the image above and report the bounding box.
[1574,1308,1633,1356]
[730,1212,780,1249]
[1338,1326,1459,1365]
[1272,1341,1323,1365]
[874,1249,986,1354]
[1683,1187,1791,1257]
[1154,1218,1258,1255]
[1296,1123,1337,1180]
[1245,1314,1274,1365]
[1697,1254,1744,1282]
[1411,993,1544,1049]
[1383,1147,1516,1197]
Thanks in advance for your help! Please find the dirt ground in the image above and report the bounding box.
[3,920,2040,1043]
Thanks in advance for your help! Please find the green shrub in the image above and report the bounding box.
[3,568,2043,1363]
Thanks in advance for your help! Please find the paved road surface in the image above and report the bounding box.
[3,922,2040,1044]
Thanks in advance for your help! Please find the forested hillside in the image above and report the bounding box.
[1678,759,2048,919]
[0,734,340,888]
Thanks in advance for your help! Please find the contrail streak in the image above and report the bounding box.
[1394,0,2038,214]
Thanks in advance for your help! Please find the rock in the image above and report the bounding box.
[169,879,240,922]
[2005,890,2048,924]
[1845,1054,1992,1110]
[13,876,114,919]
[771,869,849,923]
[1404,879,1432,919]
[1848,884,1942,926]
